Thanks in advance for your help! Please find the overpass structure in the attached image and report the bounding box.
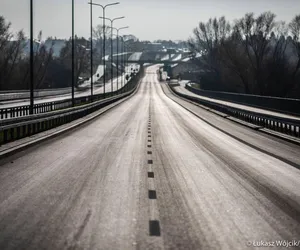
[112,58,194,65]
[111,51,194,65]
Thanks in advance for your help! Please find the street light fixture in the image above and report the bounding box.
[89,0,94,102]
[99,16,124,93]
[119,35,125,91]
[88,2,120,98]
[29,0,34,114]
[119,35,129,93]
[111,26,129,90]
[72,0,75,106]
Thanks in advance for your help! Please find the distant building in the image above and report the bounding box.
[44,39,66,57]
[21,39,66,58]
[21,40,40,57]
[146,42,163,51]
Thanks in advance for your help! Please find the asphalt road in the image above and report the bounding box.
[0,65,299,250]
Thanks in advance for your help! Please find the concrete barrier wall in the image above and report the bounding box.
[186,84,300,116]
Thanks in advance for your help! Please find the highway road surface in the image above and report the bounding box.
[0,65,299,250]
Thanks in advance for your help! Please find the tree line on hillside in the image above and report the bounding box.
[0,17,122,90]
[188,12,300,98]
[0,15,190,91]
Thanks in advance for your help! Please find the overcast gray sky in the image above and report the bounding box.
[1,0,300,41]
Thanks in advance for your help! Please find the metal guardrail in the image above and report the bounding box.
[0,100,70,120]
[0,87,71,94]
[0,69,144,145]
[169,84,300,139]
[185,83,300,117]
[0,79,134,120]
[0,88,72,101]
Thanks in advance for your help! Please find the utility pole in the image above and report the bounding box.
[88,2,120,98]
[112,26,128,91]
[29,0,34,114]
[72,0,75,106]
[99,16,124,94]
[90,0,93,102]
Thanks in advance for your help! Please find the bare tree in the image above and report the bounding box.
[5,30,26,84]
[93,24,111,61]
[60,36,90,87]
[0,16,12,52]
[289,15,300,84]
[21,31,54,89]
[186,11,300,97]
[188,16,233,91]
[93,24,111,40]
[219,26,252,93]
[262,22,294,96]
[235,12,276,94]
[0,16,13,87]
[0,16,27,90]
[34,31,54,88]
[188,17,230,71]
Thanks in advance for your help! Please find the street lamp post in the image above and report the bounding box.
[125,41,129,92]
[71,0,75,107]
[99,16,124,93]
[88,2,120,98]
[120,35,126,93]
[119,35,124,92]
[89,0,93,102]
[120,36,123,90]
[121,36,129,93]
[30,0,34,114]
[112,26,129,91]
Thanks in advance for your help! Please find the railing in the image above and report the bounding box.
[168,84,300,139]
[111,59,193,64]
[0,68,144,145]
[0,87,72,101]
[185,83,300,117]
[0,87,71,93]
[0,79,135,121]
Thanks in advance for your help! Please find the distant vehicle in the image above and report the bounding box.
[166,76,170,82]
